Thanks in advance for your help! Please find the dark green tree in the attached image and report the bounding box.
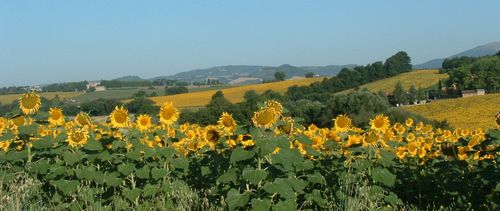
[408,85,418,104]
[384,51,412,75]
[274,71,286,81]
[305,72,314,78]
[393,81,407,105]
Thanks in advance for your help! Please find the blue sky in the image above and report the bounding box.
[1,1,499,87]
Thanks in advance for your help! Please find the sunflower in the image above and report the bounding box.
[405,118,414,128]
[496,112,500,128]
[252,107,279,128]
[218,112,237,133]
[11,115,26,127]
[333,114,351,132]
[0,117,7,134]
[67,128,89,148]
[0,140,11,152]
[264,100,283,116]
[136,114,153,131]
[345,134,362,147]
[278,116,294,135]
[159,102,179,125]
[204,125,220,143]
[19,93,41,115]
[370,114,390,132]
[48,107,64,126]
[75,112,92,126]
[109,106,130,128]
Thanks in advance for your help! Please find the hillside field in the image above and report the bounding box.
[150,77,324,107]
[0,92,81,105]
[338,69,448,94]
[404,93,500,129]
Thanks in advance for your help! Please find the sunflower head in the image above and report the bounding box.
[48,107,64,126]
[0,117,7,134]
[252,107,279,128]
[19,93,41,115]
[159,102,179,125]
[204,125,221,143]
[67,128,89,148]
[333,114,351,132]
[109,106,130,128]
[218,112,237,132]
[75,112,92,127]
[264,100,283,116]
[136,114,153,131]
[278,116,294,135]
[370,114,390,132]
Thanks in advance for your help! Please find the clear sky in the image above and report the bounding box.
[1,1,499,87]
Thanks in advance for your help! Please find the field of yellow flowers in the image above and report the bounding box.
[0,93,499,210]
[149,77,323,107]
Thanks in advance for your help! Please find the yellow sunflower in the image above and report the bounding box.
[136,114,153,131]
[75,112,92,126]
[333,114,351,132]
[0,117,7,134]
[405,118,414,128]
[109,106,130,128]
[67,128,89,148]
[252,107,279,128]
[203,125,220,143]
[278,116,294,135]
[159,102,179,125]
[0,140,11,152]
[48,107,64,126]
[264,100,283,116]
[370,114,390,132]
[19,93,41,115]
[218,112,237,133]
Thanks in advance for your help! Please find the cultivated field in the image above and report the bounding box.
[149,77,324,107]
[338,69,448,94]
[0,92,81,105]
[404,93,500,129]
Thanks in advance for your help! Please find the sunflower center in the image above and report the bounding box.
[114,111,127,124]
[51,111,62,120]
[374,119,385,128]
[336,118,349,128]
[161,107,175,120]
[257,109,274,124]
[22,97,38,109]
[140,118,149,126]
[222,118,233,127]
[206,129,219,142]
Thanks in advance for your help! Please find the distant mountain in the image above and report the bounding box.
[113,75,144,81]
[414,42,500,69]
[151,64,356,84]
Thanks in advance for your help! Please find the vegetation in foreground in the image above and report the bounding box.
[0,93,499,210]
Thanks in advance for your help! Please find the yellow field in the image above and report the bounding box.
[0,92,82,105]
[404,93,500,129]
[150,78,324,107]
[338,69,448,94]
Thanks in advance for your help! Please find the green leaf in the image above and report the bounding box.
[136,166,150,179]
[63,151,83,166]
[307,173,326,185]
[117,163,135,176]
[296,135,312,145]
[495,183,500,192]
[104,174,122,187]
[143,184,158,197]
[151,168,168,180]
[30,160,50,174]
[295,159,314,171]
[217,168,238,184]
[285,177,306,193]
[18,124,38,136]
[310,189,327,208]
[384,192,402,206]
[372,168,396,187]
[112,140,126,150]
[263,179,295,199]
[251,199,272,211]
[126,150,142,161]
[378,150,396,167]
[51,179,79,196]
[226,189,250,210]
[32,137,53,149]
[201,166,212,176]
[230,147,255,163]
[273,199,296,211]
[122,188,141,203]
[84,139,103,151]
[242,168,268,185]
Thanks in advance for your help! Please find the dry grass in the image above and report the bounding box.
[149,78,324,107]
[0,92,82,105]
[338,69,448,94]
[404,93,500,129]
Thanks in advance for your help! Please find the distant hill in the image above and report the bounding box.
[113,75,144,81]
[414,42,500,69]
[151,64,355,84]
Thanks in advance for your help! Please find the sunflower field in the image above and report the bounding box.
[0,93,499,210]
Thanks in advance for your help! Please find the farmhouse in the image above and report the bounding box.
[461,89,485,98]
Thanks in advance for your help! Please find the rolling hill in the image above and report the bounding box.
[337,69,448,94]
[149,77,324,108]
[414,42,500,69]
[404,93,500,129]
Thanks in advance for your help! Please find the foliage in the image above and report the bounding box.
[101,80,152,89]
[441,55,500,93]
[80,98,122,116]
[43,81,88,92]
[274,71,286,81]
[165,86,188,96]
[0,96,498,210]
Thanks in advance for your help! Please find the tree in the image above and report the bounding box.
[384,51,412,75]
[408,85,418,104]
[393,81,407,106]
[496,50,500,56]
[305,72,314,78]
[437,80,443,98]
[126,97,159,116]
[417,86,425,101]
[274,71,285,81]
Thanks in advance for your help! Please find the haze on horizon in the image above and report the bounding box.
[1,0,500,87]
